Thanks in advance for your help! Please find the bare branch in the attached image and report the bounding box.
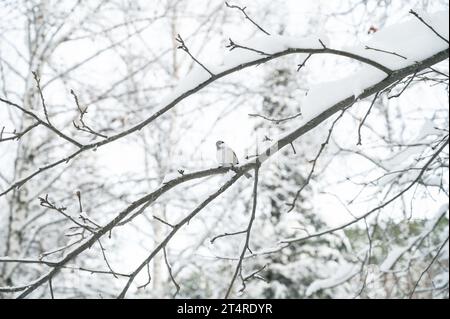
[388,71,418,99]
[282,137,449,245]
[48,279,54,299]
[1,42,421,197]
[318,39,327,49]
[248,111,302,124]
[409,235,449,298]
[117,173,243,299]
[71,89,107,139]
[239,264,267,293]
[0,97,82,148]
[365,46,407,60]
[297,53,312,71]
[7,47,449,298]
[38,194,96,233]
[153,215,175,228]
[163,248,180,298]
[32,71,52,125]
[410,10,449,44]
[176,34,214,76]
[210,229,247,244]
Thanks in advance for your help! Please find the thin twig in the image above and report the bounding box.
[176,34,214,76]
[239,264,267,294]
[225,2,270,35]
[39,194,95,233]
[163,247,180,298]
[409,235,449,298]
[297,54,312,71]
[410,10,449,44]
[40,238,84,259]
[64,266,130,277]
[290,142,297,154]
[428,66,448,78]
[241,264,267,283]
[71,89,108,138]
[357,92,379,145]
[153,215,175,228]
[97,239,119,279]
[365,46,407,60]
[137,263,152,289]
[2,41,424,198]
[75,190,83,212]
[318,39,327,49]
[248,111,302,124]
[0,97,82,148]
[224,163,260,298]
[11,48,449,298]
[388,72,417,99]
[0,122,40,143]
[226,38,271,56]
[32,71,52,125]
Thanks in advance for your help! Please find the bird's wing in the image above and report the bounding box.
[231,149,239,165]
[216,148,232,165]
[216,149,223,163]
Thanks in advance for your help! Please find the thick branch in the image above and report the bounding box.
[8,48,449,298]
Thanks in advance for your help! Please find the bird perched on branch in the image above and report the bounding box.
[216,140,252,178]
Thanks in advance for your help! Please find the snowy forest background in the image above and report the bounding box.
[0,0,448,299]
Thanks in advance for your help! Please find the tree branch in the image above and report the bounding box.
[176,34,214,76]
[225,2,270,35]
[0,97,82,148]
[281,137,449,245]
[7,47,449,298]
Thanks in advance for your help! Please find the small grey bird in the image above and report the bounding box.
[216,141,251,178]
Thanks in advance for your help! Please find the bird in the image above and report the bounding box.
[216,141,252,178]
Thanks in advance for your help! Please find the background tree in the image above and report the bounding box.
[0,0,448,299]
